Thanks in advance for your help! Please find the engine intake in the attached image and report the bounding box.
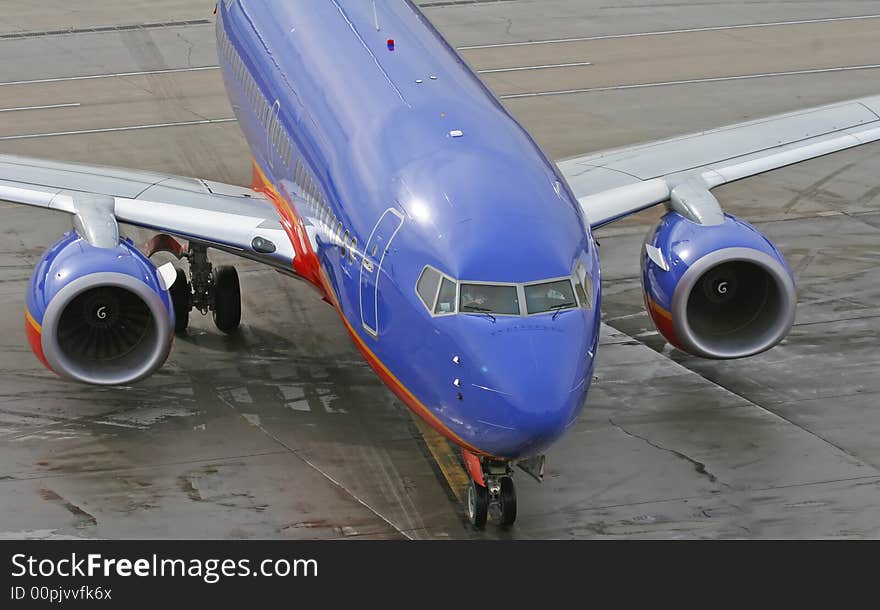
[26,232,174,385]
[642,212,796,359]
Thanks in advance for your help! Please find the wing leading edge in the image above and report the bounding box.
[558,95,880,228]
[0,154,296,271]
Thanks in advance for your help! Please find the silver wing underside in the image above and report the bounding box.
[558,95,880,228]
[1,95,879,266]
[0,155,296,270]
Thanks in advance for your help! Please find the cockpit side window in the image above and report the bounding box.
[460,283,520,316]
[435,278,457,315]
[574,262,593,309]
[524,279,577,315]
[416,266,442,312]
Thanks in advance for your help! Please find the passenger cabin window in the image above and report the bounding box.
[460,284,520,316]
[524,279,577,315]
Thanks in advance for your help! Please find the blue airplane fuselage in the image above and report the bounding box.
[216,0,601,459]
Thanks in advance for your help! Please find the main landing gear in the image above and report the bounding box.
[146,235,241,334]
[463,450,517,529]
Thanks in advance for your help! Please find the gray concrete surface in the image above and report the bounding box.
[1,0,879,539]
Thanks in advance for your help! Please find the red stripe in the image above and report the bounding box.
[252,161,494,458]
[24,310,51,370]
[644,294,682,350]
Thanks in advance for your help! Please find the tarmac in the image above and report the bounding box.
[1,0,879,539]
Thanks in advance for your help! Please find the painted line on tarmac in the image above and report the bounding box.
[459,13,880,50]
[0,117,237,141]
[500,64,880,99]
[0,66,220,87]
[410,414,470,505]
[477,61,593,74]
[0,102,80,112]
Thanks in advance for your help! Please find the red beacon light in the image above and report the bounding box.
[387,39,395,51]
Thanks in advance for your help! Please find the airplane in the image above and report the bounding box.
[1,0,879,529]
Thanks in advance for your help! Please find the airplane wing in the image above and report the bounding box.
[0,154,296,270]
[558,95,880,229]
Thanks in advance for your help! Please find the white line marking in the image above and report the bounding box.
[0,102,80,112]
[0,13,875,89]
[0,117,237,140]
[215,392,414,540]
[0,66,220,87]
[458,13,880,50]
[477,61,592,74]
[500,64,880,99]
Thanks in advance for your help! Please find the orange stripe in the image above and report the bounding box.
[646,294,673,321]
[25,308,41,333]
[24,307,50,370]
[644,293,682,349]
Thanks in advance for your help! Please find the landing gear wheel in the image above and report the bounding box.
[169,268,190,333]
[467,480,489,529]
[212,265,241,333]
[499,477,517,527]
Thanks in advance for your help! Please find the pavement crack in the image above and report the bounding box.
[39,488,97,527]
[177,475,202,501]
[177,32,196,68]
[608,418,723,485]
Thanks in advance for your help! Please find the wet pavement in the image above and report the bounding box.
[1,0,879,539]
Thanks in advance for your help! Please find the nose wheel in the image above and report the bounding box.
[498,476,517,527]
[463,451,517,529]
[467,480,489,529]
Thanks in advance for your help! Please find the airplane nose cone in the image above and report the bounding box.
[454,311,598,458]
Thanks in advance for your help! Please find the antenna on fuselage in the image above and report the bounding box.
[372,1,381,31]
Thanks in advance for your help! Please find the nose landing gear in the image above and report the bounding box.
[463,450,517,529]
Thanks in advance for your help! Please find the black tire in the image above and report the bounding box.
[212,265,241,333]
[499,477,517,527]
[169,268,190,333]
[466,480,489,529]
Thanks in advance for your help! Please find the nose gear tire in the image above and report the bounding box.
[467,480,489,529]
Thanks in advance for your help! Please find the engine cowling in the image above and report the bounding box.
[642,211,796,359]
[26,231,174,385]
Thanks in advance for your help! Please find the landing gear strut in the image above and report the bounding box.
[463,451,517,529]
[145,235,242,334]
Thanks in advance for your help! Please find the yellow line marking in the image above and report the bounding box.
[410,413,470,504]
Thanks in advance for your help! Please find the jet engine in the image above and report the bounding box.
[25,231,175,385]
[641,211,796,359]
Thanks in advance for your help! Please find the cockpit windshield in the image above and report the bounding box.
[460,284,520,316]
[524,280,577,314]
[415,266,591,318]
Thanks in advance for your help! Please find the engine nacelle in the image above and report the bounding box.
[26,231,174,385]
[642,211,796,359]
